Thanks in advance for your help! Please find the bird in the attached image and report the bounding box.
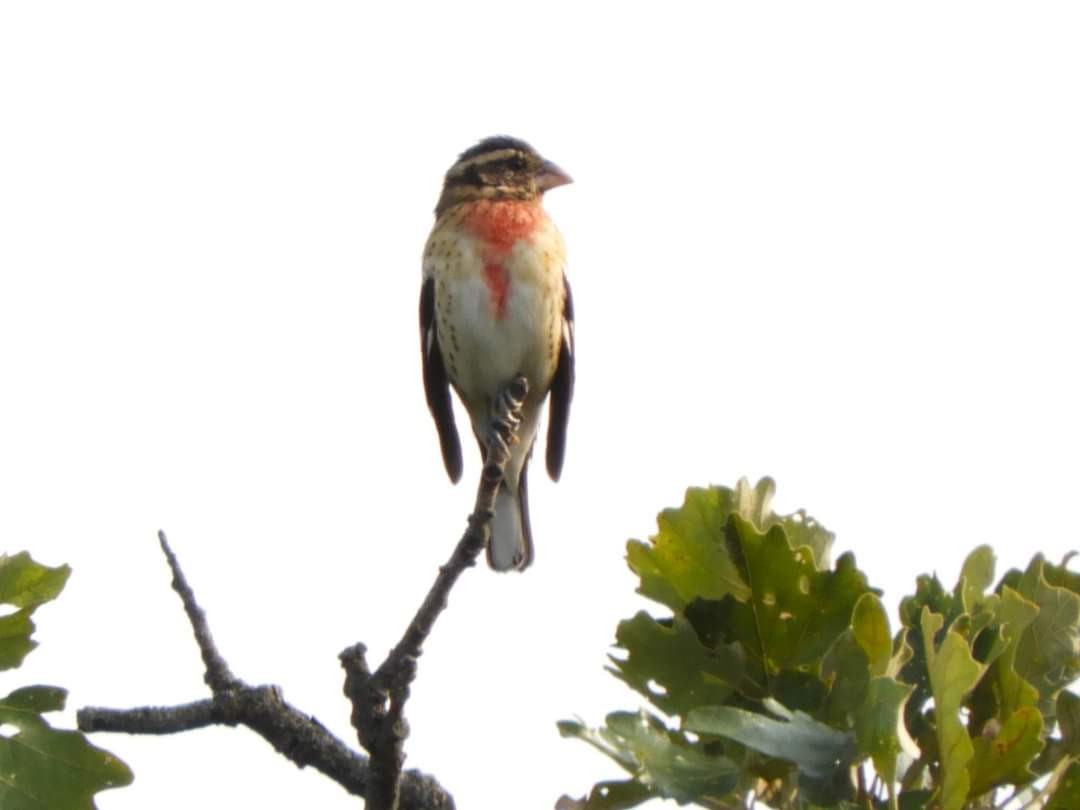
[420,136,574,571]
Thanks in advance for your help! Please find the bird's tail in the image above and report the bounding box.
[487,462,533,571]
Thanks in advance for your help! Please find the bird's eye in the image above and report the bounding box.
[509,155,527,171]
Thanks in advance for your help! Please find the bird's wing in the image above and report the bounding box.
[546,275,575,481]
[420,277,463,482]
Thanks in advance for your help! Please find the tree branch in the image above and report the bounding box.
[77,375,529,810]
[77,536,454,810]
[342,374,529,810]
[156,530,238,692]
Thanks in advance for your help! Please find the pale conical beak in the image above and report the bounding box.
[537,159,573,192]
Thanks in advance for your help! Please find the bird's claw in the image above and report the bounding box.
[488,375,528,451]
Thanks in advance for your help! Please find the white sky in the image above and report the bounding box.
[2,2,1078,808]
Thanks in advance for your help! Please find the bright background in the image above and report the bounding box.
[2,2,1078,808]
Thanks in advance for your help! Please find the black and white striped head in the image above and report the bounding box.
[435,136,571,217]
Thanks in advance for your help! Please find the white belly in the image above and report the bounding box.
[441,267,556,406]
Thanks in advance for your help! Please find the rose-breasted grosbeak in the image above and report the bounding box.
[420,136,574,571]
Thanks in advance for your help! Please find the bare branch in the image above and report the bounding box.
[343,375,529,810]
[77,536,455,810]
[383,374,528,677]
[79,700,217,734]
[79,685,450,810]
[157,530,238,692]
[77,376,529,810]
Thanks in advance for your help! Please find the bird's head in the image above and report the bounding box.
[435,136,571,217]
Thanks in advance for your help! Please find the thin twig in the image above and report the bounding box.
[342,375,529,810]
[382,374,527,678]
[157,530,238,692]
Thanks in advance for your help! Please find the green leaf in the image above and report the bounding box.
[1057,690,1080,756]
[771,669,828,715]
[574,482,1080,808]
[559,718,638,773]
[852,593,892,677]
[0,553,71,608]
[733,478,836,569]
[626,487,752,612]
[0,687,133,809]
[897,790,933,810]
[772,511,835,573]
[685,700,857,782]
[855,676,917,786]
[608,612,742,718]
[731,476,775,528]
[987,643,1041,731]
[887,628,914,680]
[898,577,951,755]
[0,553,71,672]
[956,545,996,615]
[899,553,1037,763]
[920,607,982,810]
[967,706,1044,795]
[1042,552,1080,596]
[1046,761,1080,810]
[559,712,738,804]
[966,587,1042,739]
[1013,556,1080,717]
[712,516,871,679]
[0,611,38,672]
[555,780,654,810]
[981,585,1040,669]
[901,573,960,633]
[625,479,836,613]
[2,685,67,713]
[821,631,870,724]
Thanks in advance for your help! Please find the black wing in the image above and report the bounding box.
[546,276,575,481]
[420,277,463,482]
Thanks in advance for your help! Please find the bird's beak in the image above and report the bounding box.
[537,159,573,191]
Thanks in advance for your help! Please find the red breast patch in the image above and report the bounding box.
[463,200,545,254]
[464,200,546,321]
[483,263,510,320]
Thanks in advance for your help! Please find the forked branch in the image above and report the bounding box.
[78,376,530,810]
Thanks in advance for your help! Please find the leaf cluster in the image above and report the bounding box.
[560,479,1080,810]
[0,551,132,809]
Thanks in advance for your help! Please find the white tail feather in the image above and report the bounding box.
[489,486,527,571]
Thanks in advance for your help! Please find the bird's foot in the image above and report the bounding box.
[488,374,529,452]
